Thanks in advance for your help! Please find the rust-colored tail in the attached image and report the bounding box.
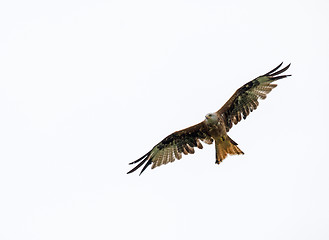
[215,136,244,164]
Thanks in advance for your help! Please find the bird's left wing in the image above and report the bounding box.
[127,122,212,175]
[217,63,291,132]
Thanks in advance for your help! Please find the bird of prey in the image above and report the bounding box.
[127,63,291,175]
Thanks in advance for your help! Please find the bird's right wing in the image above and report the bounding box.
[127,122,212,175]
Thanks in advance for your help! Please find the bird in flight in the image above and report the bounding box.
[127,63,291,175]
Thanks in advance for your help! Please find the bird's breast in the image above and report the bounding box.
[208,124,225,138]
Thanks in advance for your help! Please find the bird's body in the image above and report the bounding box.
[127,63,291,175]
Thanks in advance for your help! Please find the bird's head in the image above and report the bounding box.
[205,113,219,125]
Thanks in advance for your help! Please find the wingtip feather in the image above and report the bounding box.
[127,158,148,174]
[264,62,291,78]
[139,160,152,176]
[127,150,152,175]
[264,62,283,75]
[128,150,151,165]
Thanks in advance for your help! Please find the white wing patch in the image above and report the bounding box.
[150,138,211,169]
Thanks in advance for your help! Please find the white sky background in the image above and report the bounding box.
[1,0,329,239]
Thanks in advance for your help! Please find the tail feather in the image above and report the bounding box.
[215,136,244,164]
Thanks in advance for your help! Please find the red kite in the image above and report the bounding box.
[128,63,291,175]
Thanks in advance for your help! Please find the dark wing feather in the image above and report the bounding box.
[127,122,212,175]
[217,63,291,132]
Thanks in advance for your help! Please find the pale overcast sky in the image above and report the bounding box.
[1,0,329,240]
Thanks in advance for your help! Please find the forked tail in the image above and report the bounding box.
[215,136,244,164]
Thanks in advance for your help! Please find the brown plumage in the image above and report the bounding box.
[127,63,291,175]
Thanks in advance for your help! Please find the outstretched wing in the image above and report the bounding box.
[217,63,291,132]
[127,122,212,175]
